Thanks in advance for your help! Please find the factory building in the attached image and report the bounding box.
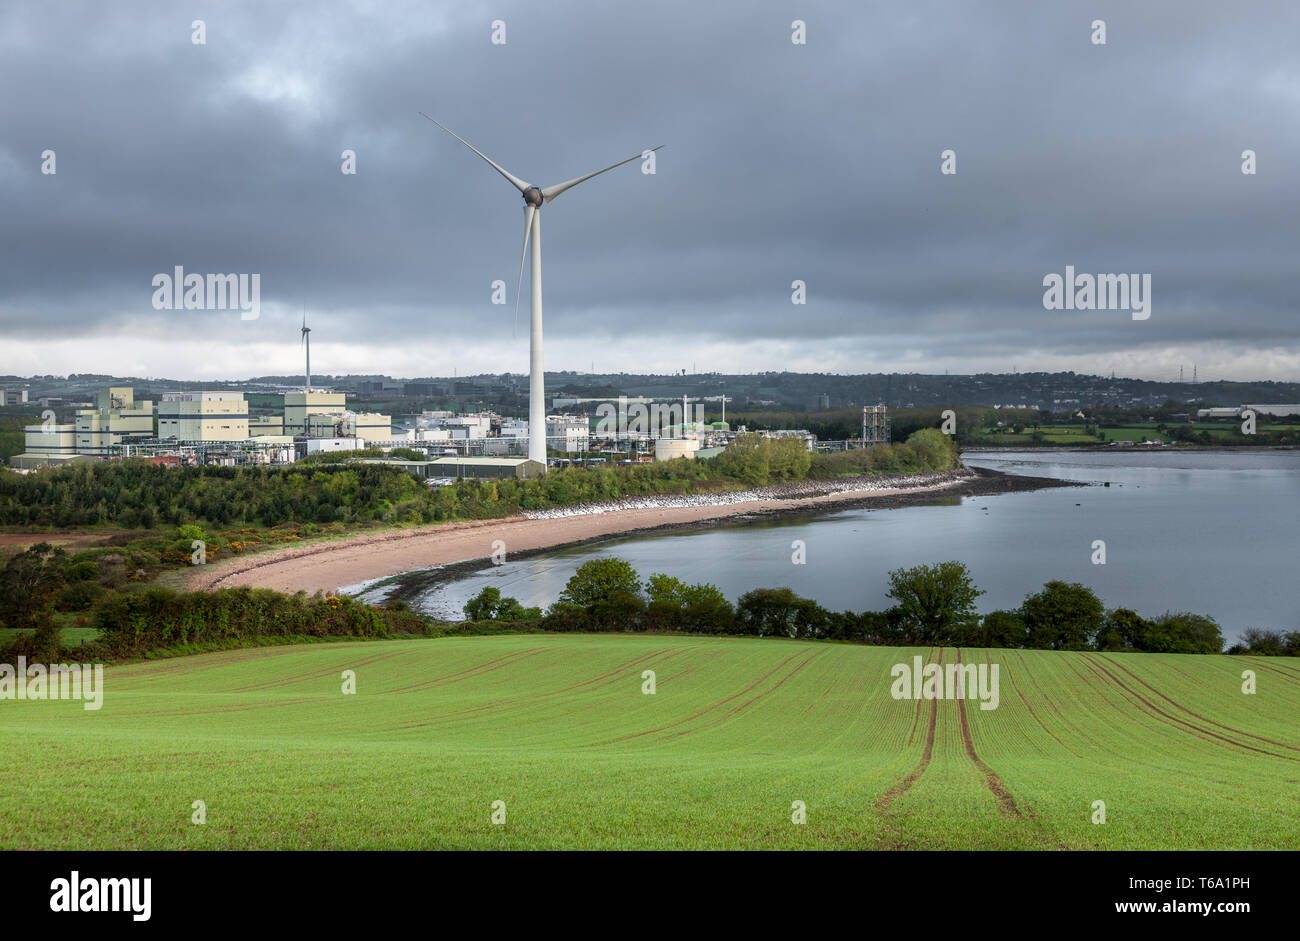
[1196,404,1300,420]
[283,391,348,436]
[341,411,393,441]
[304,438,367,456]
[430,456,545,479]
[1242,404,1300,418]
[358,456,544,479]
[307,414,341,438]
[444,413,493,439]
[249,415,285,437]
[10,423,81,469]
[547,416,590,452]
[75,387,155,456]
[157,391,249,442]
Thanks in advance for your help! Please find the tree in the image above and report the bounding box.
[557,558,643,608]
[1095,608,1148,651]
[885,561,983,644]
[1240,628,1286,656]
[464,586,540,622]
[1143,612,1223,654]
[975,610,1027,648]
[644,574,734,632]
[0,543,66,633]
[464,586,501,621]
[0,543,68,659]
[711,434,771,486]
[905,428,957,469]
[765,437,812,480]
[1021,581,1104,650]
[552,558,645,631]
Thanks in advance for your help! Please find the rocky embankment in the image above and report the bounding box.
[524,470,975,519]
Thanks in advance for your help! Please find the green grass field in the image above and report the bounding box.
[2,634,1296,849]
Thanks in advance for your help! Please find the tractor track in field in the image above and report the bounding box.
[133,694,333,718]
[386,648,548,694]
[875,649,941,815]
[1006,650,1086,759]
[109,644,321,679]
[1099,655,1300,754]
[954,650,1022,817]
[555,647,693,694]
[1248,660,1300,687]
[906,647,935,746]
[1060,657,1237,765]
[593,649,814,745]
[658,648,827,740]
[396,647,694,728]
[1072,657,1230,752]
[1082,658,1296,761]
[228,649,410,692]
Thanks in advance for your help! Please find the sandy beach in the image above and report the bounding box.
[185,468,1075,596]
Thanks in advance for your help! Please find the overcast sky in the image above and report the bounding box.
[2,0,1298,382]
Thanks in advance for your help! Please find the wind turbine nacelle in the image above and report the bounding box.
[523,186,544,208]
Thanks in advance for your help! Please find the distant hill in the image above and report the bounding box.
[5,370,1298,413]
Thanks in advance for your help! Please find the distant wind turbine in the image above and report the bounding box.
[301,308,312,393]
[421,113,661,465]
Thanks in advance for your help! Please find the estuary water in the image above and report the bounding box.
[358,449,1299,643]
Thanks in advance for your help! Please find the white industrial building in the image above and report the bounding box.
[283,391,348,436]
[305,438,367,455]
[1242,403,1300,417]
[75,388,156,455]
[158,391,248,442]
[10,423,80,469]
[546,416,590,452]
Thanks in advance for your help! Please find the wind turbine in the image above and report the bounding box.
[421,113,661,466]
[300,308,312,393]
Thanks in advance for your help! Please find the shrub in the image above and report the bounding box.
[735,588,830,639]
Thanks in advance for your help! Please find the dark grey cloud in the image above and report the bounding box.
[1,0,1298,380]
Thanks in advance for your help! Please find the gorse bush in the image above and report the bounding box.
[89,586,429,657]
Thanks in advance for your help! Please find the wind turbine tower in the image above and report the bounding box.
[301,310,312,393]
[423,114,661,465]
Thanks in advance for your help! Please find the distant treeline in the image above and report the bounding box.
[0,429,958,529]
[465,558,1296,657]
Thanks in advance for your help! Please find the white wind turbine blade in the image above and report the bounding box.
[540,145,662,203]
[420,113,531,193]
[512,203,536,337]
